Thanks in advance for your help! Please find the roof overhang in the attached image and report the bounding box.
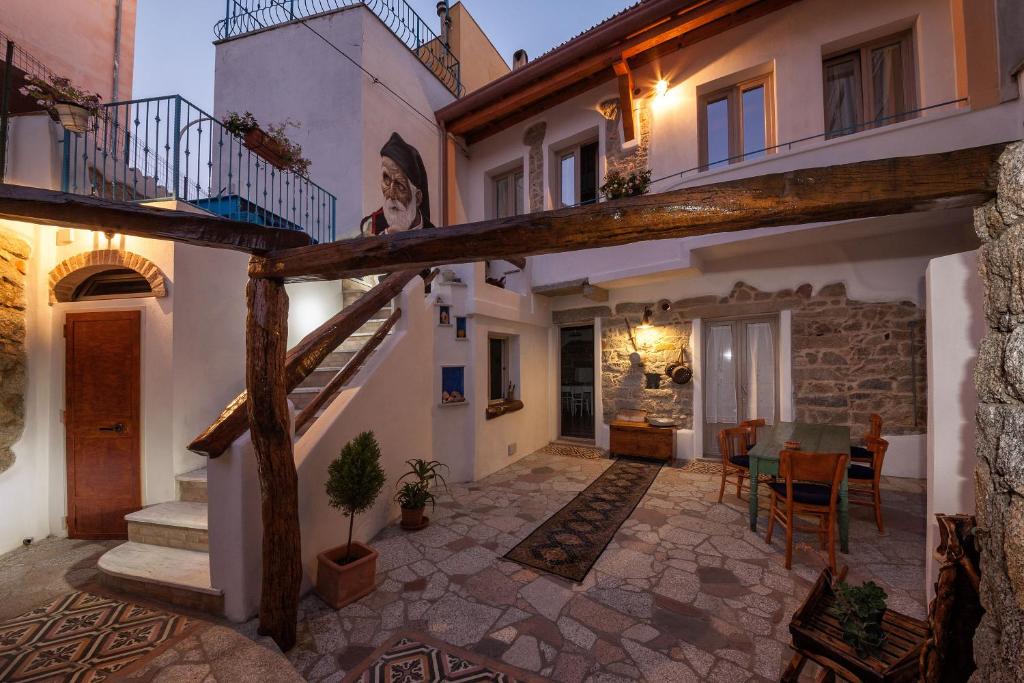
[435,0,801,144]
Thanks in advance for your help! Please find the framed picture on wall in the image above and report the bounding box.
[455,316,467,339]
[438,304,452,326]
[441,366,466,404]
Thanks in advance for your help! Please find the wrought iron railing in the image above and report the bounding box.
[61,95,337,243]
[214,0,462,96]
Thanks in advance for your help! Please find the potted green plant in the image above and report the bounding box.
[396,459,449,530]
[20,74,101,133]
[600,167,652,200]
[316,431,387,609]
[222,112,312,177]
[828,579,889,657]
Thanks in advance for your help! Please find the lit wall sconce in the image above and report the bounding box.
[639,306,654,329]
[654,79,669,98]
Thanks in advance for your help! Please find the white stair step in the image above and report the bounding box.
[98,542,220,596]
[126,501,207,531]
[176,468,207,484]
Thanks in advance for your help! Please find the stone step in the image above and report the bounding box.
[297,366,344,390]
[99,542,223,615]
[176,467,207,503]
[126,501,208,551]
[289,387,319,411]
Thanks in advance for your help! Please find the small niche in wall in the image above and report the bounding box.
[441,366,466,405]
[455,316,467,340]
[438,304,452,326]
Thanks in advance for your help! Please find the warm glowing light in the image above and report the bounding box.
[637,326,659,348]
[654,79,669,98]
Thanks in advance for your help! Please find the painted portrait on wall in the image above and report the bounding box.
[360,132,434,236]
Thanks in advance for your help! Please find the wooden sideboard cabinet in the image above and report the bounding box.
[609,420,675,461]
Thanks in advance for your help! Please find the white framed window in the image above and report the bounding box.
[698,72,774,170]
[493,168,524,219]
[555,140,599,207]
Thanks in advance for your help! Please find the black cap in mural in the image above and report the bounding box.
[380,132,433,229]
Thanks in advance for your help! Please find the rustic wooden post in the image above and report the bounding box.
[245,273,302,651]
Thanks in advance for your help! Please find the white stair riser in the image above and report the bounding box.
[178,479,208,503]
[128,520,208,552]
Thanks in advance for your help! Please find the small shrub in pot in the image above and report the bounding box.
[396,459,449,530]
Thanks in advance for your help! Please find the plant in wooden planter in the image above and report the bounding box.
[222,111,312,177]
[828,579,889,657]
[20,74,101,133]
[600,167,652,200]
[396,459,449,530]
[316,431,387,609]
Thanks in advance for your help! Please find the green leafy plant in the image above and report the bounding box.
[325,431,387,563]
[395,481,436,511]
[222,110,259,136]
[398,459,450,493]
[828,580,889,657]
[221,112,312,177]
[20,74,101,116]
[600,168,652,200]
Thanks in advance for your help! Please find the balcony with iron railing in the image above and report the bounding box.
[215,0,462,97]
[61,95,337,243]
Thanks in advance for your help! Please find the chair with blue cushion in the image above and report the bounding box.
[848,436,888,533]
[740,418,767,450]
[717,426,752,503]
[765,450,849,571]
[850,413,883,462]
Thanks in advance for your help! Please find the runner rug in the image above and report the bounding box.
[505,457,663,582]
[342,631,543,683]
[0,591,191,682]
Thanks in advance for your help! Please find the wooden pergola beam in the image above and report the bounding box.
[0,184,312,253]
[251,143,1008,282]
[613,59,636,143]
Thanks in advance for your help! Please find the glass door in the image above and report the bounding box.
[703,316,779,456]
[559,325,595,440]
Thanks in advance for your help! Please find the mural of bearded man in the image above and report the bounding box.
[360,132,434,236]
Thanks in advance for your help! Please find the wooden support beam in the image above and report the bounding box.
[533,278,608,301]
[252,144,1008,282]
[0,184,312,253]
[614,59,636,143]
[245,276,302,651]
[583,283,610,302]
[188,269,419,457]
[294,307,403,432]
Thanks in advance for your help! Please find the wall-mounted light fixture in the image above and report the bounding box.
[639,306,654,329]
[654,79,669,98]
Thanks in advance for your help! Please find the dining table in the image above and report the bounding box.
[747,421,852,553]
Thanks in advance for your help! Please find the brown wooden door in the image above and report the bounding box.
[65,310,141,539]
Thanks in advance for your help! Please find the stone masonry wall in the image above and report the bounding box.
[0,228,29,474]
[971,141,1024,681]
[554,281,927,436]
[598,97,651,178]
[522,122,547,213]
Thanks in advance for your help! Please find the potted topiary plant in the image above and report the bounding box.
[395,459,449,530]
[316,431,387,609]
[20,74,101,133]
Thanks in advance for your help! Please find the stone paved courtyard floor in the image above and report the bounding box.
[274,451,927,682]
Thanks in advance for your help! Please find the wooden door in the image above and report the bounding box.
[65,310,141,539]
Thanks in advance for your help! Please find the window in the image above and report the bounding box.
[488,336,509,403]
[555,140,599,207]
[823,31,916,138]
[71,268,153,301]
[493,169,524,218]
[698,74,774,170]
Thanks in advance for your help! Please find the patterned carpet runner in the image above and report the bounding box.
[505,458,663,582]
[0,591,190,682]
[343,632,536,682]
[534,442,607,460]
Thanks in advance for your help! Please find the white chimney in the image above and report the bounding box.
[513,49,529,70]
[436,0,451,47]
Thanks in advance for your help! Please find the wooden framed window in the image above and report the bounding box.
[493,168,524,219]
[488,336,510,403]
[823,31,916,138]
[555,140,599,207]
[698,73,774,171]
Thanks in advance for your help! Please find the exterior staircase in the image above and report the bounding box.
[97,467,223,614]
[289,277,395,434]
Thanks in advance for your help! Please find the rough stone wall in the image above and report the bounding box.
[971,141,1024,682]
[554,281,926,436]
[522,122,547,213]
[0,229,29,474]
[598,97,651,178]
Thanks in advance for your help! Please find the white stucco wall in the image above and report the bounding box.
[925,250,984,594]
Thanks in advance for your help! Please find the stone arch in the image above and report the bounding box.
[48,250,167,304]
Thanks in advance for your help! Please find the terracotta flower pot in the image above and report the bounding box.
[53,102,91,134]
[401,506,428,530]
[315,541,378,609]
[242,128,289,170]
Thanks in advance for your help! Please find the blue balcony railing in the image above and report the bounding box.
[215,0,462,96]
[60,95,337,244]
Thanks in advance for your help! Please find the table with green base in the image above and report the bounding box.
[748,422,852,553]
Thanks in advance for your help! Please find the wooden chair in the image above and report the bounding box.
[850,413,883,462]
[717,426,751,503]
[848,436,888,533]
[765,450,849,571]
[740,418,766,449]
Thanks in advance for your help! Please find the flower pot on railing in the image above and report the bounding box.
[52,102,93,134]
[242,128,290,171]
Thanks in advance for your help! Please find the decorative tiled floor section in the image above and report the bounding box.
[0,591,190,681]
[346,632,538,682]
[534,443,607,460]
[269,451,927,682]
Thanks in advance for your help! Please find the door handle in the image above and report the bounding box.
[98,423,126,433]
